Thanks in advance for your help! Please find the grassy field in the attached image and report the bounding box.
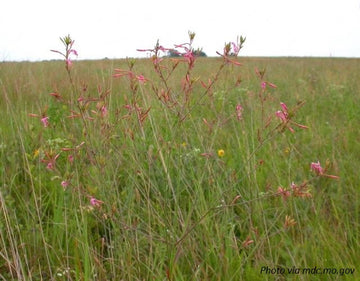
[1,54,359,280]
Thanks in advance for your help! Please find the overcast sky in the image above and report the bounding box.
[1,0,360,61]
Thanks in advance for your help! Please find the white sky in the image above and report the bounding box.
[1,0,360,61]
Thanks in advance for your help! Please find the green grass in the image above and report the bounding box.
[1,56,359,280]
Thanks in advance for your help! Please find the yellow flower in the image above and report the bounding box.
[33,149,40,158]
[217,149,225,157]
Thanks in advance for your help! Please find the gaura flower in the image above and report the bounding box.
[310,161,339,179]
[275,102,308,133]
[29,113,50,128]
[61,180,69,189]
[136,75,148,84]
[261,81,277,90]
[41,152,60,171]
[183,49,196,68]
[100,105,108,117]
[69,49,78,56]
[231,42,240,56]
[68,155,74,163]
[41,116,50,128]
[277,187,291,200]
[90,197,104,208]
[310,161,324,175]
[236,104,243,121]
[290,181,312,198]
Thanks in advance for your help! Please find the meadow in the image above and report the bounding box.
[0,36,359,280]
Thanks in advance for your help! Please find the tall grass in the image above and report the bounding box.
[1,38,359,281]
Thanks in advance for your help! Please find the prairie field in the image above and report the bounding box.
[0,55,359,280]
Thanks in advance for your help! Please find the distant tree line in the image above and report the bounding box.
[167,48,207,57]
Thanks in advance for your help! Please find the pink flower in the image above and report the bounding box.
[100,105,108,117]
[261,82,266,90]
[174,43,189,48]
[216,50,243,66]
[113,69,148,84]
[49,92,62,100]
[41,153,60,171]
[261,81,277,89]
[29,111,53,128]
[231,42,240,56]
[136,75,148,84]
[277,187,291,200]
[61,180,69,189]
[69,49,78,56]
[275,110,287,123]
[280,102,288,113]
[236,104,243,120]
[66,59,73,68]
[158,45,169,52]
[113,69,132,78]
[90,197,104,208]
[276,102,308,133]
[291,181,312,198]
[65,47,78,69]
[311,161,324,175]
[183,49,196,69]
[310,161,340,179]
[41,116,49,127]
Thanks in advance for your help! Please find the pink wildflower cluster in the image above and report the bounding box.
[278,160,339,201]
[173,42,197,69]
[230,35,246,56]
[277,181,312,200]
[172,32,198,70]
[310,161,339,179]
[221,35,246,57]
[137,40,170,71]
[310,161,323,175]
[138,31,200,74]
[216,36,246,65]
[41,144,81,172]
[275,102,309,133]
